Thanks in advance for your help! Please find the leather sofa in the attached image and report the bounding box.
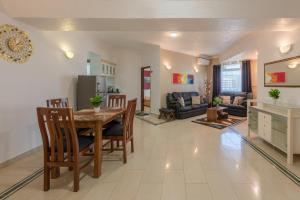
[166,92,208,119]
[219,92,253,117]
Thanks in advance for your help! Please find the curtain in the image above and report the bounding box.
[212,64,221,98]
[241,60,252,93]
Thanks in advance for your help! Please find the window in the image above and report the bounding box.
[221,62,241,93]
[86,60,91,75]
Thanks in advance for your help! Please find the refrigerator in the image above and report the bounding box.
[77,75,107,110]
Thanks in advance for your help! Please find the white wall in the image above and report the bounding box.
[160,49,207,107]
[0,12,115,164]
[114,48,142,110]
[219,29,300,104]
[141,45,161,114]
[114,44,161,114]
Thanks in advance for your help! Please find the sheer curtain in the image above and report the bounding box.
[221,61,242,93]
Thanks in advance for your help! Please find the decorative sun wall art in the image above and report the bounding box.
[0,24,33,63]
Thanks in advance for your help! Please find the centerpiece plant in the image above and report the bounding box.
[89,94,103,112]
[213,97,223,107]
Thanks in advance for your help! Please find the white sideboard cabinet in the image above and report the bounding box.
[247,100,300,164]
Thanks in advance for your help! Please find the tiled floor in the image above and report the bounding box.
[3,116,300,200]
[0,149,43,193]
[235,122,300,177]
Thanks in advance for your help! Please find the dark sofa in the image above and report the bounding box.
[167,92,208,119]
[219,92,253,117]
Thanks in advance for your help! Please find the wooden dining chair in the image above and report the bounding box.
[47,98,91,136]
[37,107,95,192]
[108,95,127,108]
[103,99,137,163]
[46,98,69,108]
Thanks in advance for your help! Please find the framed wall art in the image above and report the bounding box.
[172,73,194,84]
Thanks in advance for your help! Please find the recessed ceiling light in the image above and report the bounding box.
[169,32,179,38]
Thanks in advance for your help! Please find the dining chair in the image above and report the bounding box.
[36,107,95,192]
[103,99,137,163]
[107,94,127,108]
[47,98,91,136]
[46,98,69,108]
[105,95,127,146]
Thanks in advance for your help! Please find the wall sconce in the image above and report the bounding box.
[288,62,299,69]
[64,50,74,59]
[194,66,199,73]
[164,64,172,70]
[279,44,292,54]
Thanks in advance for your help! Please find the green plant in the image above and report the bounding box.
[89,95,103,107]
[213,97,223,106]
[268,88,280,99]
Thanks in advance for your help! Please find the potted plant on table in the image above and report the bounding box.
[89,95,103,112]
[268,88,280,104]
[213,97,223,107]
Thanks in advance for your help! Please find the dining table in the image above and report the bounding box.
[74,108,125,178]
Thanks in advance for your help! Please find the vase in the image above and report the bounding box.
[273,99,278,105]
[94,107,100,112]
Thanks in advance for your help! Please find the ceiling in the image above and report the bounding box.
[1,0,300,57]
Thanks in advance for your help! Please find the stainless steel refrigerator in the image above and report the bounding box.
[77,75,107,110]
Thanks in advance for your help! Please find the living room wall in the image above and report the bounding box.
[219,28,300,104]
[160,49,207,107]
[0,12,117,164]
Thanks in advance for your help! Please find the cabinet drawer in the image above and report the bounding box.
[271,130,287,152]
[272,116,287,133]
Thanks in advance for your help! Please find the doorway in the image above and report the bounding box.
[141,66,151,114]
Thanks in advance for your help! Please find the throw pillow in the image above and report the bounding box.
[233,96,245,105]
[177,97,185,107]
[192,96,201,105]
[220,96,231,104]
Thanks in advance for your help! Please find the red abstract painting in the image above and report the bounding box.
[266,72,286,83]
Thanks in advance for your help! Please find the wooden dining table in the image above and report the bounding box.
[74,108,125,178]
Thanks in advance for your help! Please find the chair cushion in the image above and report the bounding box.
[76,128,92,135]
[51,135,94,152]
[78,136,94,151]
[103,123,124,137]
[103,118,122,129]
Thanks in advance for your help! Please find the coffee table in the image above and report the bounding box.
[207,106,228,122]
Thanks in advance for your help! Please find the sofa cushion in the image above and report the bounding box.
[172,92,182,99]
[178,97,185,107]
[233,96,245,105]
[191,104,208,109]
[179,106,193,112]
[221,104,246,110]
[192,96,202,105]
[220,95,231,104]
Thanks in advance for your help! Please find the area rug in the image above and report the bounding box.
[136,113,170,125]
[192,117,246,129]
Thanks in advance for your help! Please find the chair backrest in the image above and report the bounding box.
[37,107,79,163]
[47,98,69,108]
[108,95,126,108]
[123,99,137,141]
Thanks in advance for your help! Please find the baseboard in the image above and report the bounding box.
[0,146,42,168]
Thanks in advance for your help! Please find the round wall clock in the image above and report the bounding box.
[0,24,33,64]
